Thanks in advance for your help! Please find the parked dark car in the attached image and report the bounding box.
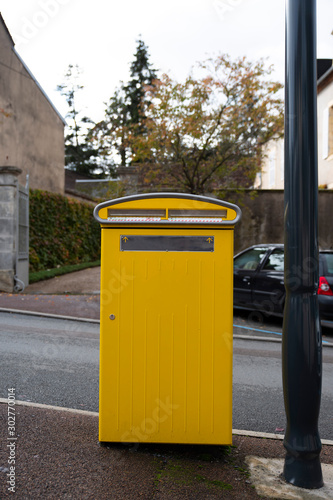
[233,244,333,323]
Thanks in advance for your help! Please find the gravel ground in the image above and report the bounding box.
[1,402,320,500]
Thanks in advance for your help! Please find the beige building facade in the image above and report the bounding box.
[256,61,333,190]
[317,65,333,188]
[255,138,284,189]
[0,14,65,193]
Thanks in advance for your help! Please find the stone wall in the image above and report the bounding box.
[221,190,333,254]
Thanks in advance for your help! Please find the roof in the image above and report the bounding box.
[317,65,333,94]
[64,169,95,191]
[0,12,66,125]
[317,59,333,80]
[0,13,14,45]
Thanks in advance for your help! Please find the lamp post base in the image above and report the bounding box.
[283,452,324,489]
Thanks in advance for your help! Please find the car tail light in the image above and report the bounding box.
[318,277,333,296]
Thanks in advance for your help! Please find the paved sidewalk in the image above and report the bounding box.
[1,268,333,498]
[0,292,100,320]
[0,267,101,320]
[26,266,101,295]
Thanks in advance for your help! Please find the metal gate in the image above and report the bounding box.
[15,175,29,291]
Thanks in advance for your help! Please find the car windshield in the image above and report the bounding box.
[321,253,333,275]
[262,249,284,272]
[234,247,268,271]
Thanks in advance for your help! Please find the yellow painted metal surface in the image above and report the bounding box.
[96,195,239,445]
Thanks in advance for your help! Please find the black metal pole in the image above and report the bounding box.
[283,0,323,489]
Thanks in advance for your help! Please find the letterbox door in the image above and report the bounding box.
[99,226,234,445]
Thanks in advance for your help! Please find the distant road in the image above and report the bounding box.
[1,311,332,439]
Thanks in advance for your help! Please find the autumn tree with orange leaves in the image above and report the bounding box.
[131,54,284,194]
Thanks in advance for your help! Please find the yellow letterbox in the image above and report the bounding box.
[94,193,241,445]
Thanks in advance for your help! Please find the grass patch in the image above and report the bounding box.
[154,458,232,491]
[29,260,100,284]
[194,473,232,490]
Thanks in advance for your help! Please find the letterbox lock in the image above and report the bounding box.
[109,314,116,320]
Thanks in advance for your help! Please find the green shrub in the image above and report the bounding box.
[29,190,101,272]
[29,260,101,283]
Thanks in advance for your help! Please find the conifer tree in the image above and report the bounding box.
[125,39,157,129]
[93,38,158,166]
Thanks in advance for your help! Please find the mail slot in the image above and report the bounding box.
[94,192,241,445]
[120,235,215,252]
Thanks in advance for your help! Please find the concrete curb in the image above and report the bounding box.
[233,429,333,446]
[1,398,333,446]
[234,334,282,343]
[0,307,100,323]
[233,334,333,347]
[1,308,333,347]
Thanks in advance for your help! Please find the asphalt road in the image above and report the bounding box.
[1,311,333,439]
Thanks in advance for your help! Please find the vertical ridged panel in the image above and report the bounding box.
[198,260,202,433]
[184,304,188,432]
[130,260,134,428]
[211,261,215,433]
[116,259,121,430]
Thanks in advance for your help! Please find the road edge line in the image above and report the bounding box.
[0,398,98,416]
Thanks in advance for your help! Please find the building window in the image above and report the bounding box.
[269,150,276,188]
[322,105,333,159]
[255,171,262,188]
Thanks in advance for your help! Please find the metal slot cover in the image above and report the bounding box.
[108,208,166,217]
[120,235,214,252]
[168,209,227,218]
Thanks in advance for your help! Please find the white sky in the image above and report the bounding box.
[1,0,332,124]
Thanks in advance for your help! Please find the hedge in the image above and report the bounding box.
[29,190,101,272]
